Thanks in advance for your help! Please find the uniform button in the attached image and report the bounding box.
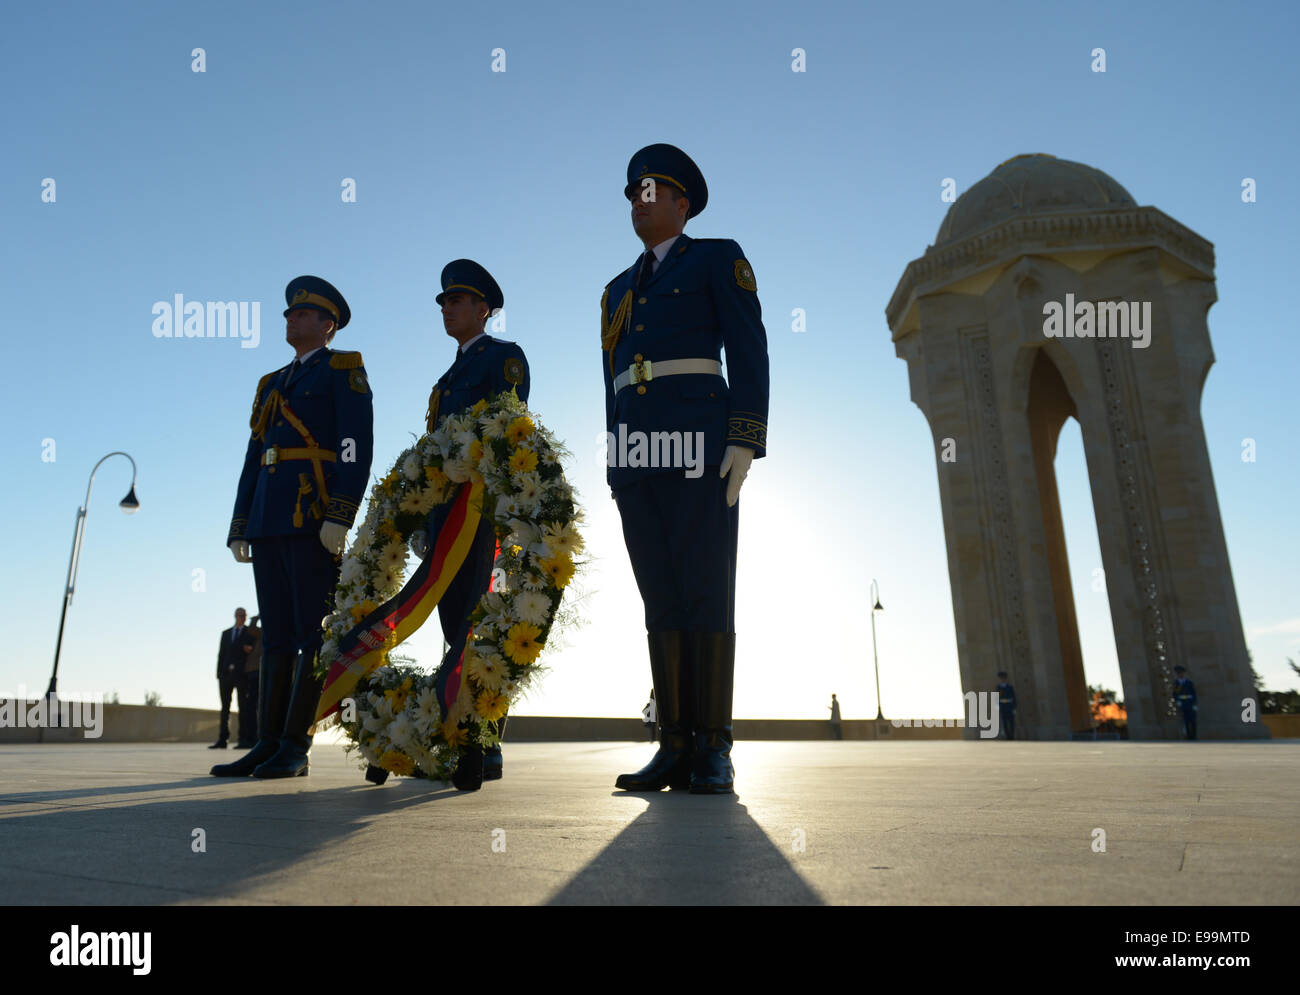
[635,324,644,331]
[636,385,647,395]
[277,420,284,426]
[673,288,680,294]
[709,392,716,398]
[634,353,643,362]
[638,297,647,305]
[268,467,276,474]
[444,390,450,397]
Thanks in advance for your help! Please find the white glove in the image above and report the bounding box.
[320,521,349,556]
[410,530,429,560]
[719,445,754,507]
[228,540,252,563]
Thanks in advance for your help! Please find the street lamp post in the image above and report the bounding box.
[870,578,884,720]
[47,451,140,700]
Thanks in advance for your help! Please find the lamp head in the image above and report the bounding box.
[119,486,140,514]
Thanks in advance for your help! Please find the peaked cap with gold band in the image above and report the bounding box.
[624,143,708,219]
[283,275,351,330]
[435,259,504,312]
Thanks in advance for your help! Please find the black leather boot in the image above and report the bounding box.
[483,712,507,781]
[452,744,484,791]
[615,631,694,791]
[253,650,322,778]
[690,632,735,794]
[211,652,292,777]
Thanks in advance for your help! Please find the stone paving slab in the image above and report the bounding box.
[0,741,1295,905]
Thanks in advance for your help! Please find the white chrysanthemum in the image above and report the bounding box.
[482,592,507,615]
[430,425,452,456]
[444,458,470,483]
[339,555,367,586]
[389,712,414,748]
[495,494,520,519]
[543,521,585,555]
[500,677,520,699]
[481,410,511,440]
[468,652,504,691]
[518,569,547,591]
[512,590,551,627]
[399,489,425,513]
[513,471,544,516]
[377,565,402,592]
[402,453,422,481]
[415,687,439,725]
[379,540,407,571]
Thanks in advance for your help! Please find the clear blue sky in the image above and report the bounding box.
[2,0,1297,719]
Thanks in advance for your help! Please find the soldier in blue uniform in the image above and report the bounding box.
[417,260,529,791]
[1173,665,1198,740]
[996,671,1017,740]
[603,144,769,795]
[214,276,374,779]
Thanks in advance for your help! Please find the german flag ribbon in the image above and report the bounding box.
[312,478,484,730]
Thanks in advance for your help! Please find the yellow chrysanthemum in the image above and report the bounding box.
[379,520,400,539]
[349,599,380,623]
[471,398,489,416]
[505,416,535,445]
[538,551,575,589]
[441,721,467,748]
[475,690,509,722]
[379,749,414,775]
[379,539,407,571]
[503,621,543,664]
[468,438,485,464]
[509,446,539,474]
[424,465,449,490]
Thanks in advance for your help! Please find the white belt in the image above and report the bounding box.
[614,357,723,392]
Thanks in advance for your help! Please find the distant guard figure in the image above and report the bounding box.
[996,671,1017,740]
[213,607,255,749]
[417,260,529,791]
[215,276,374,779]
[1173,665,1198,740]
[603,144,770,794]
[829,693,843,740]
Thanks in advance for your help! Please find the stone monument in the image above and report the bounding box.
[885,153,1266,740]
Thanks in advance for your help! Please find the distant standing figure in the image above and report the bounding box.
[996,671,1016,740]
[828,693,842,740]
[214,608,256,749]
[236,615,263,748]
[1173,665,1198,740]
[642,690,657,741]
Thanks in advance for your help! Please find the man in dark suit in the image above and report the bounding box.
[213,608,256,748]
[417,260,529,792]
[236,614,262,748]
[603,144,769,795]
[214,275,374,779]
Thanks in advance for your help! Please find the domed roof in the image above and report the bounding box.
[935,154,1137,247]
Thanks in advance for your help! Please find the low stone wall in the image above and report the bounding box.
[2,702,1294,743]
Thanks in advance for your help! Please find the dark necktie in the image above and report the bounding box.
[233,627,241,644]
[636,249,656,291]
[285,358,300,387]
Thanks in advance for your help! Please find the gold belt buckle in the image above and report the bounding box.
[630,358,653,384]
[264,445,279,466]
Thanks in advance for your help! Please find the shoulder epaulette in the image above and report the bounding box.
[330,351,365,369]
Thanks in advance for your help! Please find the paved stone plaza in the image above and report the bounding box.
[1,741,1295,905]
